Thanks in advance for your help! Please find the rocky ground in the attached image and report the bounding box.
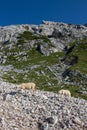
[0,80,87,130]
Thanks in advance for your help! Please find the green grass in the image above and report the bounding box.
[17,39,25,45]
[66,38,87,74]
[2,67,58,87]
[69,40,78,47]
[40,35,51,43]
[17,31,52,43]
[18,31,39,40]
[4,47,63,69]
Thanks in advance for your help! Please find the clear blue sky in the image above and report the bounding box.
[0,0,87,26]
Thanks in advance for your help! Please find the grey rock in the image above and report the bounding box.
[39,122,49,130]
[46,117,55,124]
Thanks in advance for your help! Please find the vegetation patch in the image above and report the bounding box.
[64,38,87,74]
[3,46,63,69]
[17,31,52,43]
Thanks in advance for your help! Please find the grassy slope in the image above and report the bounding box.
[69,39,87,74]
[1,31,87,100]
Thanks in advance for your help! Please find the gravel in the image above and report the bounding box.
[0,80,87,130]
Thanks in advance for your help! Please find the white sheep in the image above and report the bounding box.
[17,82,36,90]
[58,89,71,97]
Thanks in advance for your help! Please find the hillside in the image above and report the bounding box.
[0,21,87,99]
[0,81,87,130]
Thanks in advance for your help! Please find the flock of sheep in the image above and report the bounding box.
[17,82,71,97]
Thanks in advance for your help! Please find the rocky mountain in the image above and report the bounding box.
[0,21,87,130]
[0,21,87,99]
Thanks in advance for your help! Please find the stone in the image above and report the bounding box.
[46,117,55,124]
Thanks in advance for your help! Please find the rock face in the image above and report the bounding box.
[0,81,87,130]
[0,21,87,52]
[0,24,33,43]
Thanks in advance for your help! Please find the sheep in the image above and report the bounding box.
[17,82,36,90]
[58,89,71,97]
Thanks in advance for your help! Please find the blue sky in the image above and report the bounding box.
[0,0,87,26]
